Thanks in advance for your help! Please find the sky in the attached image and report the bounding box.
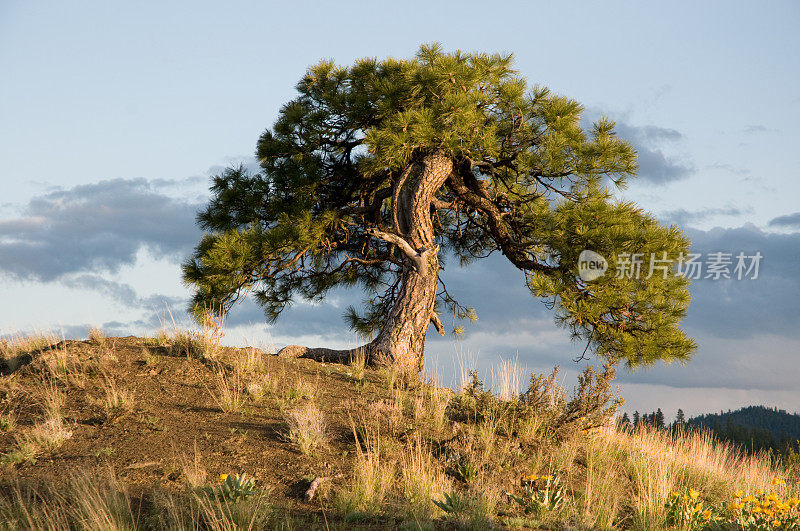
[1,1,799,419]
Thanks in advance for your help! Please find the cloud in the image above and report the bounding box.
[769,212,800,229]
[658,206,751,226]
[612,121,693,185]
[585,110,694,185]
[0,177,204,282]
[708,162,750,176]
[682,224,800,338]
[60,274,184,311]
[743,124,771,134]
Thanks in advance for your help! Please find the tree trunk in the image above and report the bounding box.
[277,153,452,374]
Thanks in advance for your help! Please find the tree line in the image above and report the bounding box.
[618,405,800,456]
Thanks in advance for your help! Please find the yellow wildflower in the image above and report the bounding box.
[689,488,700,500]
[773,519,782,527]
[524,474,539,482]
[693,502,703,513]
[728,502,745,511]
[744,495,756,503]
[702,509,712,520]
[219,473,228,482]
[734,489,744,498]
[772,478,786,486]
[671,491,682,499]
[787,497,799,507]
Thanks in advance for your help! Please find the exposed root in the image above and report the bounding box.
[276,345,368,365]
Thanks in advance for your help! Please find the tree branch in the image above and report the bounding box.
[365,228,438,274]
[430,312,445,335]
[447,167,556,273]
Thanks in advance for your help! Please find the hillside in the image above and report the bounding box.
[1,331,799,529]
[690,406,800,454]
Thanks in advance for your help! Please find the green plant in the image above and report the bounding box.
[0,411,16,432]
[665,488,713,529]
[456,460,479,484]
[433,491,471,517]
[508,471,565,516]
[0,440,38,465]
[201,473,260,502]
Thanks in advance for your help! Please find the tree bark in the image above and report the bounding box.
[277,153,452,374]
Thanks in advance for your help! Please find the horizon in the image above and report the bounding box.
[1,1,799,419]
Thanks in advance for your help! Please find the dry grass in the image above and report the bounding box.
[205,368,247,413]
[490,355,523,401]
[349,347,367,381]
[0,469,136,529]
[152,306,225,360]
[97,374,135,420]
[283,375,317,401]
[178,443,208,489]
[284,402,326,456]
[88,327,106,346]
[399,435,452,521]
[1,332,797,529]
[22,417,73,455]
[232,347,267,374]
[335,424,395,516]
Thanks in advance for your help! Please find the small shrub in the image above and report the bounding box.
[447,364,622,441]
[664,488,713,529]
[433,490,471,517]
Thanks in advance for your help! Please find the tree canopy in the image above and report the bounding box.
[183,44,696,371]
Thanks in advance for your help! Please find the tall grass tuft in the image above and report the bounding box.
[284,403,326,456]
[335,424,395,517]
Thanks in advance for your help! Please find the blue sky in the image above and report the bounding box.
[1,1,798,418]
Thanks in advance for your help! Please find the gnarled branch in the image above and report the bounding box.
[365,228,438,274]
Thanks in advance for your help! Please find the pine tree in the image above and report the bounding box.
[183,44,696,374]
[633,411,640,428]
[675,408,686,424]
[619,412,631,429]
[655,408,665,429]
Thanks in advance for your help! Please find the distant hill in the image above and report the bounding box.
[689,405,800,454]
